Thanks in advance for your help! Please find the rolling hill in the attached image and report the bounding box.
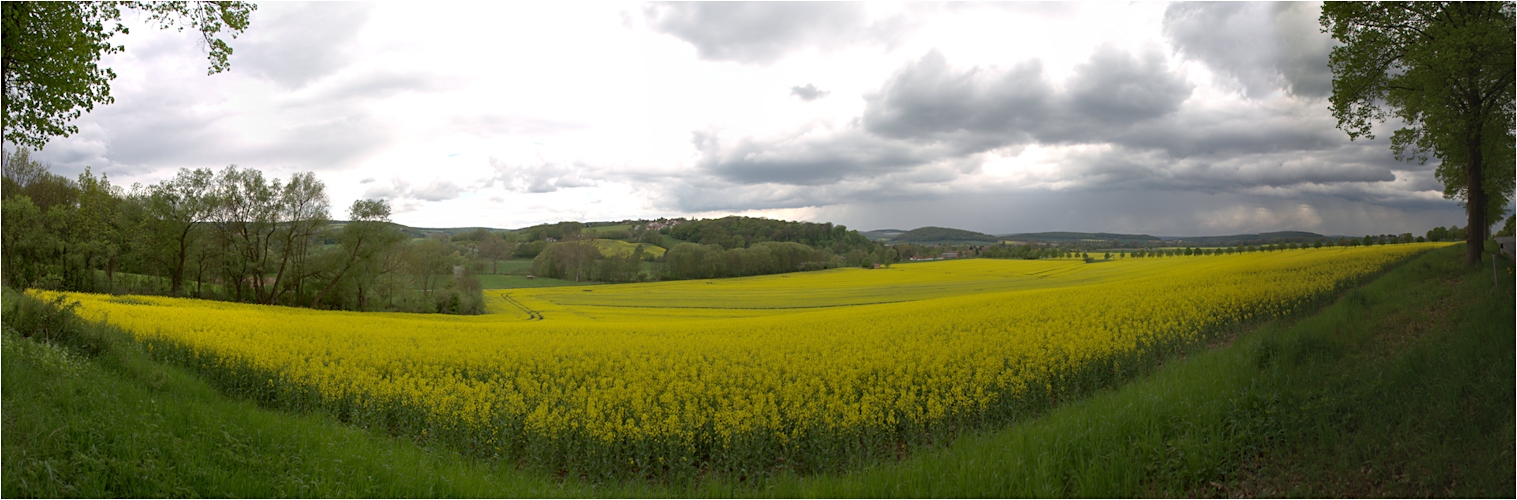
[891,226,999,243]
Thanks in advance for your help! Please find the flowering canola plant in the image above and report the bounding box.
[55,244,1438,475]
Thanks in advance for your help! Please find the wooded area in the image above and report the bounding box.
[0,150,484,314]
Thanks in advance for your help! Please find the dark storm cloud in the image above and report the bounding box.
[233,2,375,89]
[692,128,948,186]
[1063,45,1194,125]
[644,2,868,64]
[861,50,1052,153]
[1162,2,1333,99]
[660,167,964,213]
[678,42,1447,226]
[812,189,1463,238]
[859,47,1191,152]
[1109,107,1339,159]
[699,47,1192,187]
[1062,143,1397,194]
[790,84,830,101]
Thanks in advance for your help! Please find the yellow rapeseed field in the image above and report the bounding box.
[53,243,1440,475]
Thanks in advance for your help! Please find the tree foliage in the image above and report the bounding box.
[1321,2,1515,264]
[0,154,481,314]
[664,216,877,253]
[1,1,255,149]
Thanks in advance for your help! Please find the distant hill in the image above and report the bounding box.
[999,232,1162,244]
[1162,231,1326,246]
[893,226,999,243]
[861,229,908,241]
[364,220,1329,249]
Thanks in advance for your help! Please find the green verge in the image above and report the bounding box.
[2,244,1510,497]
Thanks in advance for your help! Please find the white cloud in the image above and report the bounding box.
[16,1,1467,234]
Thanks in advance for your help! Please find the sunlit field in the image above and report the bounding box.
[52,244,1443,478]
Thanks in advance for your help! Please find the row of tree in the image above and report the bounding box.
[1,150,483,314]
[526,239,889,283]
[663,216,878,254]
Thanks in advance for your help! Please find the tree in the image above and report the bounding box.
[1321,2,1515,264]
[2,1,255,150]
[145,167,215,296]
[73,167,123,290]
[533,240,598,282]
[312,199,400,308]
[476,232,512,274]
[265,171,330,304]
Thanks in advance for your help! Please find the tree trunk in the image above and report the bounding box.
[172,224,192,296]
[1466,131,1486,265]
[312,234,364,309]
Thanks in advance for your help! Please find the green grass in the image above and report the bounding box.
[3,245,1510,497]
[487,259,537,275]
[477,274,586,289]
[479,259,589,288]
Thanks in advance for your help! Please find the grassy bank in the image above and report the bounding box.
[2,245,1510,497]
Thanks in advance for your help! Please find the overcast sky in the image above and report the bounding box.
[21,1,1474,236]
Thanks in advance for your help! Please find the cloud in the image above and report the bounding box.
[359,177,463,202]
[1063,45,1193,125]
[409,180,463,201]
[232,2,376,89]
[861,50,1052,153]
[362,178,409,200]
[804,188,1462,237]
[1162,2,1333,99]
[668,44,1435,223]
[448,114,586,137]
[487,157,596,193]
[860,47,1191,152]
[790,84,830,101]
[644,2,869,64]
[693,127,949,186]
[1057,143,1396,193]
[691,47,1190,189]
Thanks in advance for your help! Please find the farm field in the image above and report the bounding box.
[6,243,1509,497]
[590,238,667,258]
[49,244,1442,480]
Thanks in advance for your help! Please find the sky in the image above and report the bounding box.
[20,1,1476,236]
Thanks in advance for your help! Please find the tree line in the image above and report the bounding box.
[512,216,897,282]
[664,216,878,254]
[1,150,483,314]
